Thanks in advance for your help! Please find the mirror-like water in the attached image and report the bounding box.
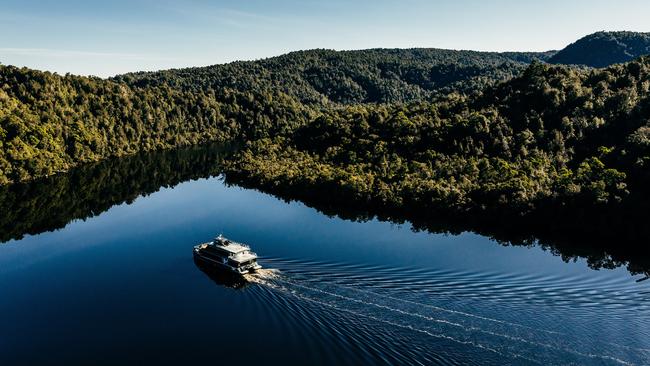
[1,146,649,365]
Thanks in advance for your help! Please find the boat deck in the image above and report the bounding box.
[230,252,257,263]
[219,242,251,254]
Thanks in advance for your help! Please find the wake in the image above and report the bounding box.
[246,265,649,366]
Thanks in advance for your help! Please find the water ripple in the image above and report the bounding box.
[245,257,650,365]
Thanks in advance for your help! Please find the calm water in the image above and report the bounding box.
[1,148,650,365]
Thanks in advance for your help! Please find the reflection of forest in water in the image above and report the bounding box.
[1,143,649,276]
[0,143,232,244]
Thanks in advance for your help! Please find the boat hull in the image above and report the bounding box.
[192,249,259,275]
[193,256,249,289]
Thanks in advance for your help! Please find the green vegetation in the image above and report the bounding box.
[0,47,556,184]
[2,32,650,242]
[224,58,650,222]
[549,31,650,68]
[0,65,312,184]
[114,48,553,104]
[2,143,648,275]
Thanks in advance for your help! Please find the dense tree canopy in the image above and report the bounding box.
[0,65,312,184]
[224,58,650,219]
[2,32,650,278]
[114,48,553,104]
[1,34,650,231]
[0,47,558,184]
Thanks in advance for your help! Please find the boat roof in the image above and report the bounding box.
[230,252,257,263]
[213,236,252,254]
[218,242,251,254]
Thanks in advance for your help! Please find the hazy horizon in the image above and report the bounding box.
[1,0,648,77]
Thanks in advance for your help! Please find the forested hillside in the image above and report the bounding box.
[549,31,650,67]
[117,31,650,105]
[114,48,553,104]
[0,47,556,184]
[2,33,650,231]
[224,57,650,222]
[0,65,311,184]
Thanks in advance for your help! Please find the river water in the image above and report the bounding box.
[1,146,649,365]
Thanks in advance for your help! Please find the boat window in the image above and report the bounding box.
[202,252,219,260]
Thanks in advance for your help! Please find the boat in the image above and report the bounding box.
[193,234,262,275]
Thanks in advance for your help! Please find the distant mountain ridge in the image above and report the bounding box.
[3,34,650,253]
[114,48,554,105]
[549,31,650,68]
[113,31,650,105]
[2,31,650,187]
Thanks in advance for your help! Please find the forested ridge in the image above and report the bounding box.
[1,32,650,232]
[114,48,554,104]
[0,65,312,184]
[0,46,556,184]
[224,57,650,218]
[549,31,650,68]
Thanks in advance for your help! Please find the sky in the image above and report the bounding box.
[1,0,648,77]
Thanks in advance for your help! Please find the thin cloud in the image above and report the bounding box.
[158,1,322,30]
[0,48,179,61]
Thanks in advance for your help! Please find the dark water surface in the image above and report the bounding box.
[1,147,649,365]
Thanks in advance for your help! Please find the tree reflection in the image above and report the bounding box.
[1,143,648,277]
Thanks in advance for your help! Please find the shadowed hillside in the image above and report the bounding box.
[114,48,554,104]
[549,31,650,67]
